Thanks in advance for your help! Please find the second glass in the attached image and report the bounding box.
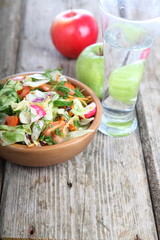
[98,0,160,137]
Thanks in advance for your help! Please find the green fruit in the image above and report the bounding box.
[108,60,145,104]
[76,42,104,99]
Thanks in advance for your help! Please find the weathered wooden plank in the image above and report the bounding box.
[0,133,158,239]
[0,0,24,78]
[0,158,5,199]
[0,0,158,239]
[137,37,160,239]
[0,0,24,199]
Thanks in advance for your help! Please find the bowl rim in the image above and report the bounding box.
[0,71,102,151]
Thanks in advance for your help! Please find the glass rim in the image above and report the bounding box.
[98,0,160,24]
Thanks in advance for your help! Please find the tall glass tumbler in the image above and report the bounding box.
[98,0,160,137]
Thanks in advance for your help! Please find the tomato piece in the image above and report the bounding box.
[39,83,52,91]
[64,82,76,90]
[17,86,31,99]
[64,82,76,95]
[55,90,63,96]
[6,115,19,126]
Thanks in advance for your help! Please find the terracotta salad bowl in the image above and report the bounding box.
[0,71,102,167]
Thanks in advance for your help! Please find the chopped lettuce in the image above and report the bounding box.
[0,87,19,113]
[71,99,86,117]
[80,117,95,126]
[11,100,30,112]
[26,74,49,80]
[11,100,31,124]
[4,79,22,91]
[23,79,50,87]
[43,101,55,121]
[31,120,44,141]
[57,108,70,121]
[25,90,46,102]
[0,124,31,146]
[49,70,67,82]
[19,110,31,124]
[30,105,43,123]
[0,112,7,124]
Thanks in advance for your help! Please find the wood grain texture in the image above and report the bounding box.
[0,158,5,201]
[0,133,158,239]
[0,0,159,239]
[0,0,24,78]
[0,0,24,200]
[137,38,160,239]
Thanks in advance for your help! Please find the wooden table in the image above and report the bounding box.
[0,0,160,239]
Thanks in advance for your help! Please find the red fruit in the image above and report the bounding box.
[50,9,98,59]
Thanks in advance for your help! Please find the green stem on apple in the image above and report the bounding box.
[97,47,103,56]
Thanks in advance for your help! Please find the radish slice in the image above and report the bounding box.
[12,75,25,81]
[30,104,46,123]
[84,102,96,118]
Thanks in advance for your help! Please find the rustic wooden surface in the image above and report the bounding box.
[0,0,24,207]
[137,37,160,238]
[0,0,160,239]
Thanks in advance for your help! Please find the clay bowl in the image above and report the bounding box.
[0,72,102,167]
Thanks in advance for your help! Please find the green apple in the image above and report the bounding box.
[76,42,104,99]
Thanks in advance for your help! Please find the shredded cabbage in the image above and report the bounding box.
[23,79,50,87]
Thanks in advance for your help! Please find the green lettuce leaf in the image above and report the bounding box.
[4,79,22,91]
[0,87,19,113]
[54,99,73,107]
[0,112,7,124]
[0,124,31,146]
[71,99,86,117]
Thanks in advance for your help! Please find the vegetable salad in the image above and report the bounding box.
[0,70,96,146]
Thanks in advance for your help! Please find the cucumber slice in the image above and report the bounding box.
[108,60,145,104]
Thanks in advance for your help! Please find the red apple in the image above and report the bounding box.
[50,9,98,59]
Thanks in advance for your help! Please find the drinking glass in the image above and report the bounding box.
[98,0,160,137]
